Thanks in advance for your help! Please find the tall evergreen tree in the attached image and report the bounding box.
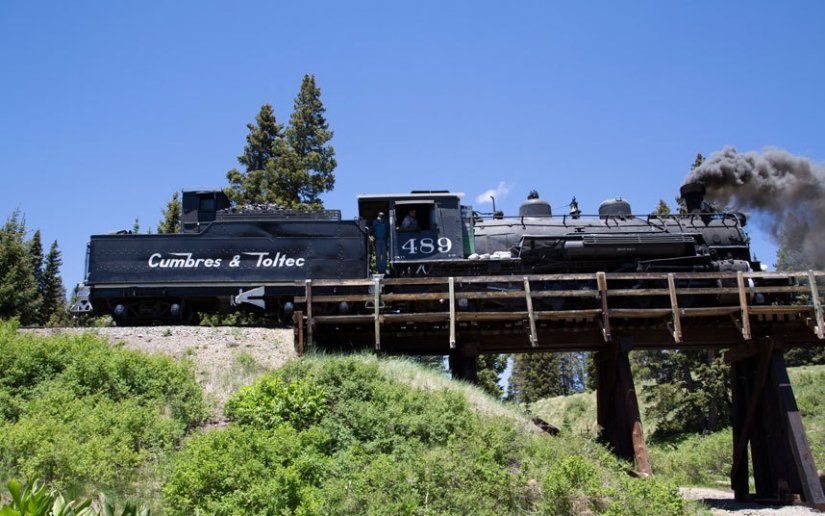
[39,240,67,325]
[226,75,337,209]
[158,191,182,234]
[28,229,43,295]
[508,353,563,405]
[652,199,671,217]
[476,353,508,398]
[558,352,590,395]
[0,210,39,324]
[226,104,285,205]
[642,349,731,437]
[282,74,336,207]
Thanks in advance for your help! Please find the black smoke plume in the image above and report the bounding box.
[682,146,825,267]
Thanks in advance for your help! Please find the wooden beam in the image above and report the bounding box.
[374,277,381,350]
[449,277,456,349]
[596,340,651,476]
[597,272,611,341]
[292,310,304,356]
[305,279,313,350]
[737,271,752,341]
[524,278,538,347]
[808,270,824,340]
[729,338,773,497]
[771,353,825,509]
[667,273,682,343]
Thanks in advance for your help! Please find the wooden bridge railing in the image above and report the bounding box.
[293,270,825,351]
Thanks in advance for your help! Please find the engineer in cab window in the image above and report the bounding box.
[401,208,418,230]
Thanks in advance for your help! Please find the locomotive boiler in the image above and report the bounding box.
[71,183,776,325]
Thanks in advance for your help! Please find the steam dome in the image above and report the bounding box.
[599,197,631,218]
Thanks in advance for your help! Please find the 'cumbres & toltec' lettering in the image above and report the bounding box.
[147,252,305,269]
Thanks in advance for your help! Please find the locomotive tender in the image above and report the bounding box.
[70,183,772,325]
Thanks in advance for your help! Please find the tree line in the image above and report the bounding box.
[0,210,67,325]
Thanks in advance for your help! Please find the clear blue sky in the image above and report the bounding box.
[2,1,823,294]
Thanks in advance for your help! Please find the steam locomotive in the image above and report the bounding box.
[70,183,774,325]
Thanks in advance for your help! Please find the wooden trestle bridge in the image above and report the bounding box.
[292,269,825,509]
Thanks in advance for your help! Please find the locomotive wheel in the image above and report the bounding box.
[178,305,200,325]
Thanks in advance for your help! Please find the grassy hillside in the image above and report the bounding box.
[0,322,714,515]
[529,362,825,489]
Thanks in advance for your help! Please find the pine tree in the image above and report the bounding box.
[508,353,564,405]
[158,191,182,234]
[27,229,44,319]
[476,354,508,398]
[282,74,336,207]
[652,199,671,217]
[28,229,43,293]
[226,104,285,205]
[0,210,39,324]
[642,349,731,436]
[227,75,337,209]
[40,240,67,325]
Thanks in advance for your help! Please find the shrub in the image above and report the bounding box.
[0,323,207,498]
[165,355,690,515]
[162,425,329,516]
[224,375,328,430]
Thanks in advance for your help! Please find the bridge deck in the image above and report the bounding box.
[293,270,825,354]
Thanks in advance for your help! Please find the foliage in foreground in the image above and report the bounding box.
[0,477,150,516]
[0,322,208,500]
[163,355,688,516]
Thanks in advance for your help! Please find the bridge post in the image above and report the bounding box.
[292,310,304,356]
[595,336,652,476]
[728,339,825,508]
[449,342,479,383]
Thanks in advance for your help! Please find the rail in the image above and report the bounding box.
[292,270,825,351]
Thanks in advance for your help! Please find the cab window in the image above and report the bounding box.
[396,204,433,231]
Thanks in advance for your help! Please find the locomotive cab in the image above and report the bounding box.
[358,191,473,276]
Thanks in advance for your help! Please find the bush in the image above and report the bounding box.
[224,375,328,430]
[162,424,329,516]
[0,322,207,498]
[602,477,684,516]
[164,355,691,515]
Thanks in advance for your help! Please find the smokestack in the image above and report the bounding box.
[679,182,706,213]
[682,146,825,267]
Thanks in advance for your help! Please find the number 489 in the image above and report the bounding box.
[401,237,452,255]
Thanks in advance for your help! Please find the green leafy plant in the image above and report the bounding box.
[1,477,93,516]
[224,375,328,430]
[0,323,206,501]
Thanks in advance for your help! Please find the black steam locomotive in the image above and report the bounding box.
[70,183,772,325]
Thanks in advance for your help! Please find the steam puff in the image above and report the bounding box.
[475,181,511,205]
[683,146,825,265]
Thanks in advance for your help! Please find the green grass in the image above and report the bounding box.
[528,362,825,491]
